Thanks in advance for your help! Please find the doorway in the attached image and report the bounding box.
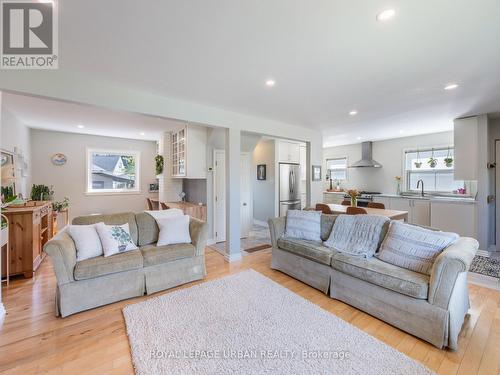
[213,150,252,243]
[496,141,500,250]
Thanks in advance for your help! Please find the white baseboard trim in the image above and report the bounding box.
[207,238,216,246]
[253,219,268,227]
[224,252,242,263]
[0,302,5,321]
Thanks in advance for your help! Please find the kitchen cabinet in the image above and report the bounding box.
[278,141,300,163]
[372,196,391,209]
[323,192,345,204]
[430,201,476,238]
[383,197,430,226]
[172,124,207,179]
[454,117,479,180]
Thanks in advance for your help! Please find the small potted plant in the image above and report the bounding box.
[444,147,453,167]
[347,189,360,207]
[414,149,422,168]
[428,148,437,168]
[52,197,70,213]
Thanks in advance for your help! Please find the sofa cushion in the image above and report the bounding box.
[72,212,139,246]
[277,237,333,265]
[140,243,196,267]
[331,252,429,299]
[74,249,143,281]
[135,212,159,246]
[284,210,322,242]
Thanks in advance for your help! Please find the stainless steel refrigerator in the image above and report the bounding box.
[279,163,301,217]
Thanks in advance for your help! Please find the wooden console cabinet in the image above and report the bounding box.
[3,202,53,278]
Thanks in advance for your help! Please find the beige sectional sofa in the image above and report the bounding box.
[269,214,478,350]
[44,212,208,317]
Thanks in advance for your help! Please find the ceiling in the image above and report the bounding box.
[4,0,500,146]
[2,93,185,141]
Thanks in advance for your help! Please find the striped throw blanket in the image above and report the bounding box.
[324,214,390,257]
[284,210,322,242]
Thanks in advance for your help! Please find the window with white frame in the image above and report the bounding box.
[404,147,464,193]
[326,157,348,181]
[87,149,140,193]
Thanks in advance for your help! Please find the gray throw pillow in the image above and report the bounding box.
[377,221,459,275]
[284,210,322,242]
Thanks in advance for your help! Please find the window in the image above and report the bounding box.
[87,149,140,194]
[326,157,347,181]
[404,147,464,193]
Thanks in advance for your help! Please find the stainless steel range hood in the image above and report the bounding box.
[350,141,382,168]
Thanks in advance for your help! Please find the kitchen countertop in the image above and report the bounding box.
[323,191,476,203]
[377,193,476,204]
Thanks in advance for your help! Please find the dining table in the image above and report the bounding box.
[326,204,409,222]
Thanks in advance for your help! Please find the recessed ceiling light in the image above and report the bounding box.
[77,124,85,129]
[444,83,459,90]
[349,110,358,116]
[139,132,145,136]
[356,136,362,141]
[265,79,276,87]
[399,129,405,134]
[376,9,396,22]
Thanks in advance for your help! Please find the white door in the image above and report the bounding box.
[496,141,500,250]
[240,153,251,238]
[214,150,226,242]
[213,150,252,242]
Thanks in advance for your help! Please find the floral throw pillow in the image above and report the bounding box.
[95,222,138,257]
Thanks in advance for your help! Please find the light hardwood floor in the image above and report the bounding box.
[1,247,500,374]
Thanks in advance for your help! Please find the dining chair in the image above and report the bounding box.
[160,202,170,210]
[367,202,385,209]
[346,207,367,215]
[341,200,351,206]
[315,203,333,214]
[146,198,154,210]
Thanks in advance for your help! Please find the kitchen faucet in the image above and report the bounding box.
[417,179,424,197]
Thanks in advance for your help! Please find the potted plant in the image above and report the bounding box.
[414,149,422,168]
[428,149,437,168]
[155,155,164,176]
[52,197,70,213]
[444,147,453,167]
[30,184,54,201]
[347,189,360,207]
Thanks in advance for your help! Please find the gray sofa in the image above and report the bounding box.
[44,212,208,317]
[269,214,479,350]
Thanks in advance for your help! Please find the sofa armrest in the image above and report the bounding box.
[190,218,208,256]
[268,217,286,248]
[43,230,77,285]
[428,237,478,309]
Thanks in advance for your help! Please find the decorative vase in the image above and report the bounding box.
[350,197,357,207]
[396,182,401,195]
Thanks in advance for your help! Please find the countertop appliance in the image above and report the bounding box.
[279,163,301,216]
[343,191,381,207]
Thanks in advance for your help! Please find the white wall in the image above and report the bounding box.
[323,131,454,194]
[0,108,31,198]
[252,139,275,222]
[30,129,157,220]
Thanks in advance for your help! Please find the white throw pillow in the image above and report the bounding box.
[157,215,192,246]
[95,222,138,257]
[284,210,322,242]
[68,223,104,261]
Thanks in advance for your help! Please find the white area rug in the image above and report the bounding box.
[123,270,433,375]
